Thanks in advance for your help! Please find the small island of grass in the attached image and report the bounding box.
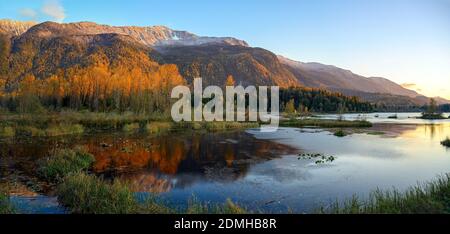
[420,98,447,119]
[333,130,347,137]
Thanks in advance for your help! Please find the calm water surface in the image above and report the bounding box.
[1,113,450,213]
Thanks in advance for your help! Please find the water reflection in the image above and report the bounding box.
[371,123,450,140]
[2,118,450,213]
[0,131,297,194]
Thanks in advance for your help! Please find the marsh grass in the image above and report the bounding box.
[0,112,260,137]
[37,146,95,181]
[122,123,140,132]
[45,124,84,136]
[366,131,385,135]
[0,190,14,214]
[57,173,248,214]
[0,126,14,137]
[57,172,138,214]
[204,122,259,131]
[441,138,450,147]
[281,119,372,128]
[0,123,84,138]
[145,122,173,134]
[320,174,450,214]
[185,197,248,214]
[333,130,347,137]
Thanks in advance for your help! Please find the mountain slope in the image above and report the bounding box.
[2,20,248,47]
[2,21,184,91]
[1,20,298,88]
[278,55,449,105]
[158,45,300,87]
[0,19,36,37]
[1,19,447,107]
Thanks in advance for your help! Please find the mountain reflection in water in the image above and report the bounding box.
[0,131,297,194]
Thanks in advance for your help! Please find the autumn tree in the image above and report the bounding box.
[17,74,45,113]
[225,75,235,86]
[285,99,296,114]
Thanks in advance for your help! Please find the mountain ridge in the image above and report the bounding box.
[1,19,447,106]
[277,55,449,105]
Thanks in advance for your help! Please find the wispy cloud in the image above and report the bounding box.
[401,83,422,92]
[41,0,66,23]
[19,8,38,20]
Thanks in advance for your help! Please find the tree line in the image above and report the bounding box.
[280,87,373,113]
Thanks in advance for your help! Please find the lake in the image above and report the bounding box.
[1,113,450,213]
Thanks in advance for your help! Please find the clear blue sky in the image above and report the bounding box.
[1,0,450,98]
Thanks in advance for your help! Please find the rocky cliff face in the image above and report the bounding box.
[0,19,36,36]
[0,20,247,47]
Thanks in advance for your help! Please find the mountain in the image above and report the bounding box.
[277,55,449,106]
[0,20,297,88]
[158,44,299,87]
[0,21,185,95]
[1,19,447,108]
[0,19,36,37]
[0,19,247,47]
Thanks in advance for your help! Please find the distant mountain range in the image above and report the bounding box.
[1,19,448,107]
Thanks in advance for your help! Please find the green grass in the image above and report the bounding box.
[37,146,95,181]
[281,118,372,128]
[57,172,139,214]
[0,191,15,214]
[320,174,450,214]
[441,138,450,147]
[57,172,248,214]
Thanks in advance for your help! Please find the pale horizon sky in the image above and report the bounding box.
[1,0,449,99]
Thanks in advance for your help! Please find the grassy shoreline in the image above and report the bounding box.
[57,172,247,214]
[0,111,375,139]
[27,146,248,214]
[0,111,260,138]
[320,174,450,214]
[280,118,372,128]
